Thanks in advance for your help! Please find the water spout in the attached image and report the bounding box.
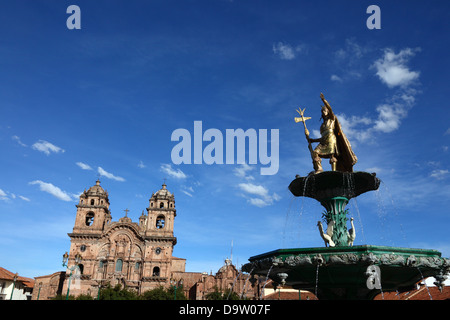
[417,268,433,300]
[240,267,254,299]
[314,264,320,299]
[227,269,242,300]
[259,265,273,300]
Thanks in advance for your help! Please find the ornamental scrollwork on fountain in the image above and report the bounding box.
[284,255,313,267]
[361,252,379,265]
[379,254,405,266]
[328,253,359,265]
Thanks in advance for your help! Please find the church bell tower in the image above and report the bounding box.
[72,179,111,235]
[145,183,176,238]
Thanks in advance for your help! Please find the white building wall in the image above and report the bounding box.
[0,280,31,300]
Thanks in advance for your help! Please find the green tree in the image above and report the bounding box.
[51,294,75,300]
[223,288,240,300]
[98,283,139,300]
[76,293,94,300]
[205,286,240,300]
[205,286,241,300]
[141,285,187,300]
[141,286,170,300]
[204,287,223,300]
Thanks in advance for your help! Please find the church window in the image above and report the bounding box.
[170,203,173,208]
[81,200,83,204]
[152,266,160,276]
[78,264,84,274]
[101,200,103,205]
[135,262,141,270]
[160,202,164,208]
[115,259,123,272]
[155,247,161,255]
[156,216,165,229]
[80,245,86,252]
[85,212,95,226]
[91,199,95,205]
[151,202,153,207]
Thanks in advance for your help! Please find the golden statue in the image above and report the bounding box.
[295,93,357,173]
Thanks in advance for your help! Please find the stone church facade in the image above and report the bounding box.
[31,180,259,300]
[61,180,184,297]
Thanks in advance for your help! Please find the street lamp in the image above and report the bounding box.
[9,273,18,300]
[37,282,43,300]
[170,278,183,300]
[62,252,82,300]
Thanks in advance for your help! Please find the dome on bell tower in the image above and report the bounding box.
[86,179,108,197]
[153,183,172,198]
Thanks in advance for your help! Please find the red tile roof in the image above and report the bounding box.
[374,285,450,300]
[0,267,35,289]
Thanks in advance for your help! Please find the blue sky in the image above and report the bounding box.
[1,0,449,279]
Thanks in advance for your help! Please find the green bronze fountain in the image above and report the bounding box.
[242,94,449,300]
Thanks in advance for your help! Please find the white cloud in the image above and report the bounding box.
[373,103,407,133]
[76,162,93,170]
[238,182,280,207]
[373,88,417,133]
[97,167,125,182]
[430,169,449,180]
[336,48,421,142]
[12,135,27,147]
[29,180,74,201]
[248,198,269,207]
[338,96,415,141]
[182,190,193,197]
[238,183,269,197]
[335,38,364,60]
[372,48,420,88]
[32,140,65,155]
[0,189,31,202]
[233,164,254,180]
[272,42,305,60]
[336,113,373,142]
[331,38,366,82]
[181,186,194,197]
[0,189,8,201]
[330,74,342,82]
[138,160,146,168]
[19,195,30,202]
[160,163,187,179]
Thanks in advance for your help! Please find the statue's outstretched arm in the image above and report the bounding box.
[320,93,335,119]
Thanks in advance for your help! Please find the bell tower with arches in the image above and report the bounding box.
[72,179,111,234]
[145,183,176,238]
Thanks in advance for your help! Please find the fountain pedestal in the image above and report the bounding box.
[243,171,450,299]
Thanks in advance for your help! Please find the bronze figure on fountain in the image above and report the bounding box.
[295,93,357,173]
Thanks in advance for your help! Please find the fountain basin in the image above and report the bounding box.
[243,245,450,300]
[289,171,380,201]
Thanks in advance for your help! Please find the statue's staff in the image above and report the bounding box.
[295,108,314,159]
